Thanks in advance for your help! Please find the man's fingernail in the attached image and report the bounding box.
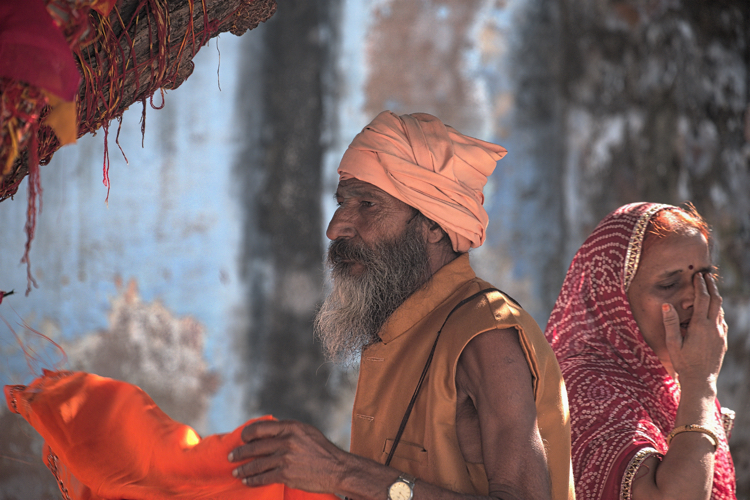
[228,452,234,462]
[232,468,239,478]
[242,478,249,485]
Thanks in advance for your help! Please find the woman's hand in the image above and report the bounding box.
[633,272,725,500]
[662,272,727,390]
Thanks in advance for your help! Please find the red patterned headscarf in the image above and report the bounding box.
[544,202,736,499]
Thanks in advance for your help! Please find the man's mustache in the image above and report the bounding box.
[328,239,373,266]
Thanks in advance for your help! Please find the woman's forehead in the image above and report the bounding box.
[638,232,711,271]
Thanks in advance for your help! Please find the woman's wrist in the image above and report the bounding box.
[674,378,718,429]
[677,374,717,399]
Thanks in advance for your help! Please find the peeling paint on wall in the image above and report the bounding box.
[0,410,59,499]
[64,278,218,432]
[0,278,218,497]
[365,0,493,136]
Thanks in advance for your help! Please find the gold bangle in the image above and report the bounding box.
[666,424,719,451]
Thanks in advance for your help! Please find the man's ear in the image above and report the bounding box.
[425,220,446,245]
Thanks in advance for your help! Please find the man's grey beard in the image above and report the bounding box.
[314,219,432,365]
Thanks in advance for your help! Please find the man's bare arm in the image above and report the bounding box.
[228,328,551,500]
[455,328,551,500]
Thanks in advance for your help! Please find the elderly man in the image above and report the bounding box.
[229,111,574,500]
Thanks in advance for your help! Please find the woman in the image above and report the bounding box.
[545,202,736,499]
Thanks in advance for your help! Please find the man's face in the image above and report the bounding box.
[314,179,432,363]
[326,178,418,271]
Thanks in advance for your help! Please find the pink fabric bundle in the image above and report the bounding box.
[0,0,81,103]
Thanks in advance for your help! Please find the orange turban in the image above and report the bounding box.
[337,111,507,252]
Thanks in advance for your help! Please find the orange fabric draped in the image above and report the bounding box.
[5,370,339,500]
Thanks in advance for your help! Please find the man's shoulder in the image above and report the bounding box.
[472,274,524,308]
[443,276,550,362]
[453,276,526,320]
[437,277,528,337]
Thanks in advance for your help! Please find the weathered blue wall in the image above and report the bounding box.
[0,33,250,427]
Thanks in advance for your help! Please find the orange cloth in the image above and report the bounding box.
[41,91,78,145]
[5,370,339,500]
[337,111,507,252]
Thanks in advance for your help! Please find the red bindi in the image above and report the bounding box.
[688,265,694,270]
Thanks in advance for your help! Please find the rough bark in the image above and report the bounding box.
[558,0,750,494]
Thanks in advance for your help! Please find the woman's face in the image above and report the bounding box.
[626,231,712,367]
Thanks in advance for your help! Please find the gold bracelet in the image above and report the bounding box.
[666,424,718,451]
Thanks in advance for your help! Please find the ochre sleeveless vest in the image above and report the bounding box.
[350,254,575,500]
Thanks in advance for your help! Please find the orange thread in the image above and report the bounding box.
[1,313,68,377]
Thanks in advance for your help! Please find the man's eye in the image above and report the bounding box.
[361,201,375,208]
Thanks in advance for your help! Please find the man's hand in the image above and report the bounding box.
[226,415,539,500]
[663,272,727,389]
[228,419,346,494]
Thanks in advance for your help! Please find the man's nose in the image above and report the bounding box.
[326,207,356,241]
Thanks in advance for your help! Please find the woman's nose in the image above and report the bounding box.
[680,275,700,310]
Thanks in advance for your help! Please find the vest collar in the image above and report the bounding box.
[378,253,475,344]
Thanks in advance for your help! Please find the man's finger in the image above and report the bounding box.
[240,420,284,444]
[229,436,284,463]
[232,455,282,484]
[241,469,282,488]
[662,303,682,351]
